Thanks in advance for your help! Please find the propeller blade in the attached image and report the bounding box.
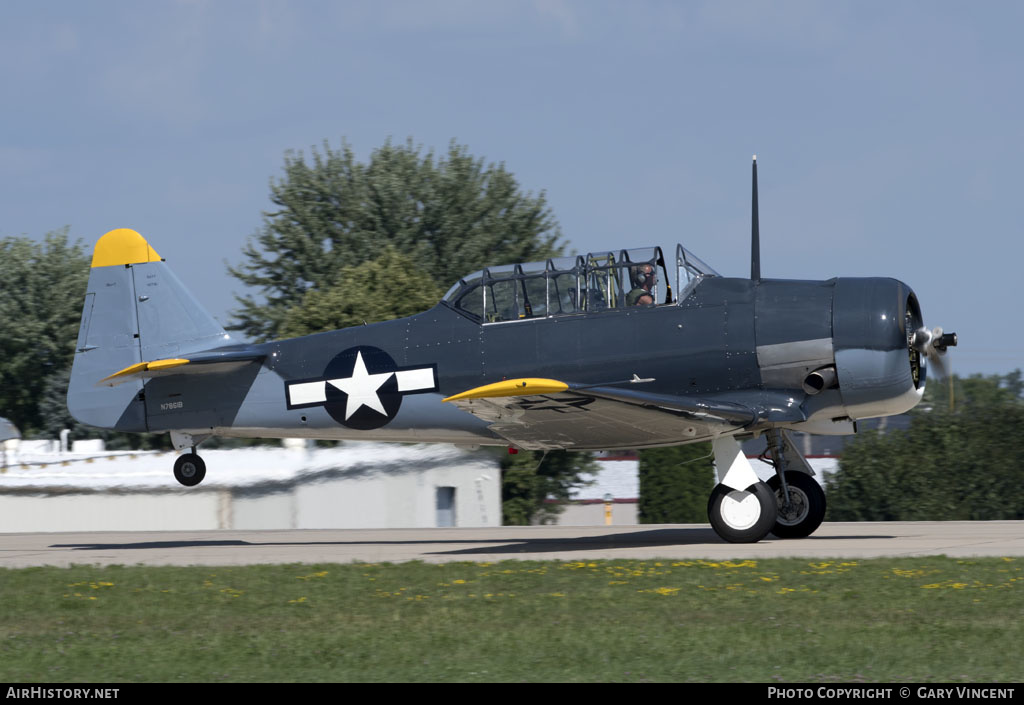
[912,325,957,380]
[930,348,950,380]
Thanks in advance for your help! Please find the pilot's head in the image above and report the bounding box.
[632,264,655,290]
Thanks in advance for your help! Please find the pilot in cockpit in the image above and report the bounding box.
[627,264,656,306]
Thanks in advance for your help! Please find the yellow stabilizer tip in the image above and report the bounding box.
[146,358,190,371]
[99,361,148,383]
[100,358,190,384]
[91,228,162,268]
[443,378,569,403]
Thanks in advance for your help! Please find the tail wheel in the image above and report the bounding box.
[707,481,777,543]
[767,471,826,539]
[173,453,206,487]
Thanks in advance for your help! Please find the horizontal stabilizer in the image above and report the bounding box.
[0,416,20,443]
[99,347,265,387]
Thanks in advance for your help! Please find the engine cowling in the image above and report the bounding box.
[831,277,925,420]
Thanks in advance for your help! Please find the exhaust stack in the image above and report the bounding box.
[802,366,838,395]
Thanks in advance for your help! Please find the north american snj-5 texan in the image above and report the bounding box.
[66,158,956,543]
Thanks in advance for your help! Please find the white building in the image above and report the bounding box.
[0,439,500,533]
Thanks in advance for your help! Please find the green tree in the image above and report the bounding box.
[0,230,89,435]
[234,137,586,523]
[229,138,564,341]
[826,372,1024,521]
[278,246,443,338]
[638,443,716,523]
[917,369,1022,413]
[500,450,596,525]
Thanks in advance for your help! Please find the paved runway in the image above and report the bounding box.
[1,521,1023,567]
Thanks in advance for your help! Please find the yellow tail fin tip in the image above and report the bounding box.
[91,228,162,268]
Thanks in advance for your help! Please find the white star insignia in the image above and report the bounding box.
[326,351,394,420]
[284,353,437,419]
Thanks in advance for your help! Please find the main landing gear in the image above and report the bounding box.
[764,430,826,539]
[707,431,825,543]
[708,436,777,543]
[173,451,206,487]
[170,432,210,487]
[768,470,826,538]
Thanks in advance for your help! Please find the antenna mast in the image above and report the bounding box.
[751,155,760,281]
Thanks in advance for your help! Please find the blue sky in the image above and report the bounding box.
[2,1,1021,375]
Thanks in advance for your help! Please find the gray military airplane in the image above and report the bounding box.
[66,159,956,543]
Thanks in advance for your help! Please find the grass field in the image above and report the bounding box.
[1,556,1022,682]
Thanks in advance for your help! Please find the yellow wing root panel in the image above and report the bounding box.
[91,228,162,268]
[443,378,569,402]
[100,358,189,385]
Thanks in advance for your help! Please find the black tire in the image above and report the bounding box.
[707,481,778,543]
[173,453,206,487]
[767,471,826,539]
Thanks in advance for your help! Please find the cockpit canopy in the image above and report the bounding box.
[442,245,718,323]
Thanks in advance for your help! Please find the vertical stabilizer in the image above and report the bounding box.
[67,229,238,431]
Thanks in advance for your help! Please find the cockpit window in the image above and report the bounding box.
[455,283,483,318]
[583,252,622,311]
[518,262,548,317]
[442,244,711,322]
[619,247,667,307]
[676,244,719,300]
[547,256,582,314]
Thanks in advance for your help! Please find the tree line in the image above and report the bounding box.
[824,371,1024,521]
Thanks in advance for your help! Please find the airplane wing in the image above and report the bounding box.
[443,378,803,451]
[98,347,266,387]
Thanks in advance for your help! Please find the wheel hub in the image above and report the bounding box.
[776,487,809,526]
[719,490,762,530]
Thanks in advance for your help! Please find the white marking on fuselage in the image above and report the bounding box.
[287,381,327,406]
[327,351,393,420]
[395,367,436,392]
[285,354,437,419]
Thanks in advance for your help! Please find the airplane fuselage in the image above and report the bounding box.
[128,275,923,451]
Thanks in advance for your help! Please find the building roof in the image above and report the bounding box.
[0,441,495,493]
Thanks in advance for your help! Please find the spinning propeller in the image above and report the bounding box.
[912,326,958,379]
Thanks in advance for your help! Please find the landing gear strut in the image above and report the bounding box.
[764,430,826,539]
[708,436,777,543]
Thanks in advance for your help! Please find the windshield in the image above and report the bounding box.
[676,244,718,299]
